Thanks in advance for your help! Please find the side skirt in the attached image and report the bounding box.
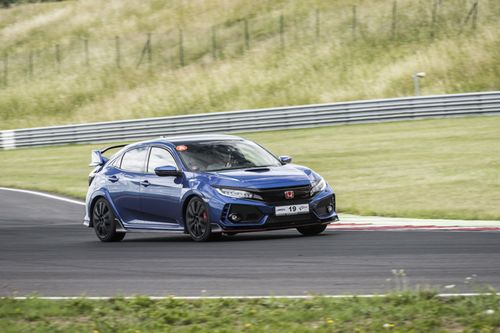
[115,218,127,233]
[122,222,222,234]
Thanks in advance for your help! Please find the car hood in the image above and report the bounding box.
[208,165,313,189]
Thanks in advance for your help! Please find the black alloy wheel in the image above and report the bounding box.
[92,198,126,242]
[185,197,220,242]
[296,224,328,236]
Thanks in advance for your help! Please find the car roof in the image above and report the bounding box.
[163,134,244,144]
[125,134,245,149]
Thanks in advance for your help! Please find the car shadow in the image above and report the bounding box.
[123,231,335,243]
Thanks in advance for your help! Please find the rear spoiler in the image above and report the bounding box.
[89,144,127,167]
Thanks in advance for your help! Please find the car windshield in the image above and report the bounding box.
[175,140,282,172]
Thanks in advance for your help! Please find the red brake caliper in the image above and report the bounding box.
[202,211,208,222]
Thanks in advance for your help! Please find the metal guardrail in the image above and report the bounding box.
[1,91,499,149]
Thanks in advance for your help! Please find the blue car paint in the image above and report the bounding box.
[84,135,338,234]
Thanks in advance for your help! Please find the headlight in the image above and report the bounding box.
[310,178,326,196]
[216,188,263,200]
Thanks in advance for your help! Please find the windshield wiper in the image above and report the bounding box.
[208,164,278,172]
[207,166,254,172]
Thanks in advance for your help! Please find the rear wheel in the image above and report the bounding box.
[92,198,126,242]
[185,197,220,242]
[297,224,328,236]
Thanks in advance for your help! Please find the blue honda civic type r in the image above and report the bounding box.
[84,134,338,242]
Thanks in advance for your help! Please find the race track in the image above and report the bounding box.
[1,189,499,297]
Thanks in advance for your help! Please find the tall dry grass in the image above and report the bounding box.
[0,0,498,129]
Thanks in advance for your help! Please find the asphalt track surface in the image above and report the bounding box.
[1,189,500,297]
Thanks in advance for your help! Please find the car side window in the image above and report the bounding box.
[147,147,177,173]
[120,147,148,173]
[109,156,122,168]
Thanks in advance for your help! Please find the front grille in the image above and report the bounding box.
[249,185,312,205]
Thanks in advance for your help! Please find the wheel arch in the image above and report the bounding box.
[181,193,204,232]
[88,192,124,230]
[88,195,105,228]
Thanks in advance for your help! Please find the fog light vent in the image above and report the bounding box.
[227,204,263,223]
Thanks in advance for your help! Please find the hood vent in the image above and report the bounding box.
[244,167,271,172]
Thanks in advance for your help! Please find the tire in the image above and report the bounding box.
[92,198,126,242]
[185,197,220,242]
[297,224,328,236]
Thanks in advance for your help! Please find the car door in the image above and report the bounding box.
[106,146,148,224]
[140,146,184,225]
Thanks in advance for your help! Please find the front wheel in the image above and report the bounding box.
[92,198,126,242]
[185,197,220,242]
[297,224,328,236]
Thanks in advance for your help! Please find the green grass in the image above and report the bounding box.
[0,0,499,129]
[1,116,499,220]
[0,293,499,332]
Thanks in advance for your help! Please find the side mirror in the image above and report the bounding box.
[279,156,292,164]
[154,165,183,177]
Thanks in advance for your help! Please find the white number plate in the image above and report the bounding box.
[275,204,310,216]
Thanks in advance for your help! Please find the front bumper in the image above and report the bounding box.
[209,186,338,233]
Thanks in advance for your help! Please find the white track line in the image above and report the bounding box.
[326,225,500,231]
[4,293,500,300]
[0,187,85,206]
[338,214,500,227]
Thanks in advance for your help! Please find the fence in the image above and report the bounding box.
[0,0,488,88]
[1,91,499,149]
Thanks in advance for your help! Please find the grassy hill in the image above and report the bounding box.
[0,0,499,130]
